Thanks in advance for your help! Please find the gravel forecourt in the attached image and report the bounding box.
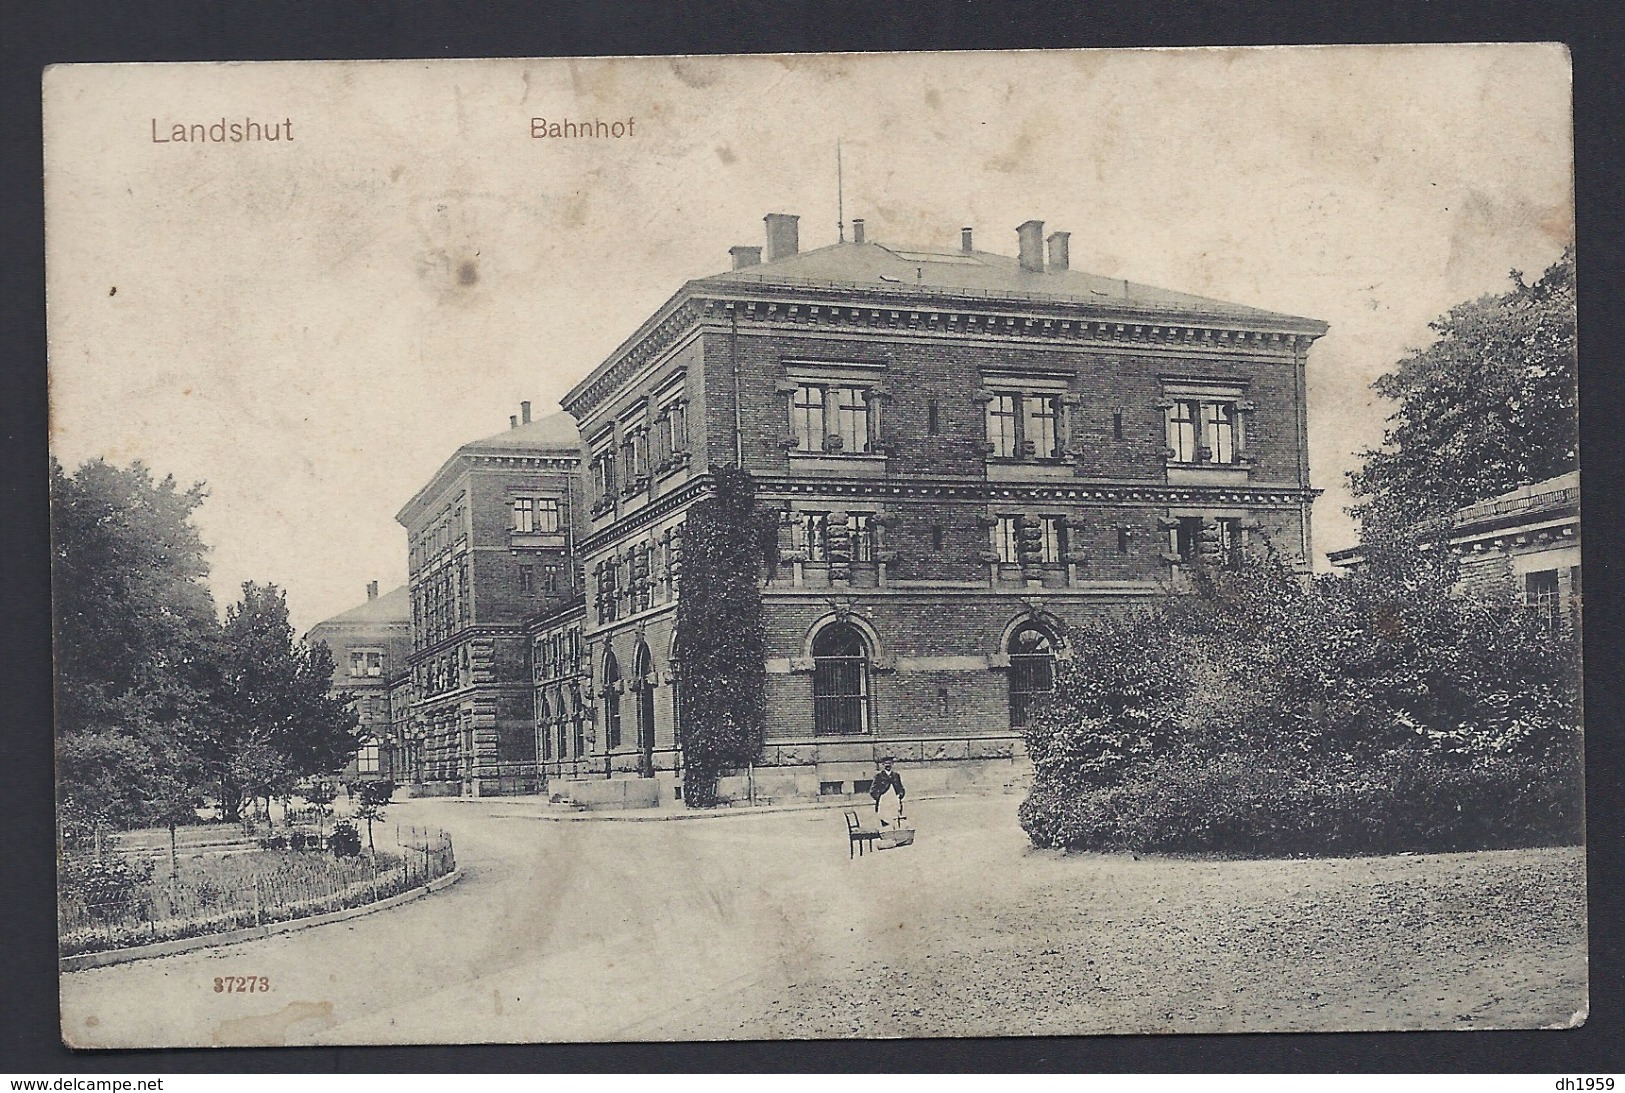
[60,793,1586,1046]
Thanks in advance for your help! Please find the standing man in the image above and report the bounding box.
[869,755,906,821]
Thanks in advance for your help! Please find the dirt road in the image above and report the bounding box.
[59,794,1586,1046]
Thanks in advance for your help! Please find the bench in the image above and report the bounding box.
[845,810,881,858]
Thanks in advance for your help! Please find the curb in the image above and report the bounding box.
[485,790,1024,823]
[59,869,463,973]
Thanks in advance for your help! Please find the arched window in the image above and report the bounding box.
[554,687,568,760]
[603,651,622,750]
[633,642,656,776]
[1008,624,1057,728]
[668,632,683,752]
[538,693,553,760]
[570,685,585,757]
[812,622,870,736]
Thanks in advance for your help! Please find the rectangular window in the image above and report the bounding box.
[986,394,1020,458]
[535,498,560,533]
[666,401,687,453]
[513,497,535,533]
[1202,402,1238,464]
[1039,516,1066,563]
[1215,517,1242,568]
[1023,397,1061,459]
[1171,517,1243,567]
[620,435,638,481]
[831,387,871,453]
[995,516,1022,564]
[791,386,825,452]
[1172,517,1203,561]
[358,741,380,776]
[928,401,940,434]
[350,650,383,678]
[1526,569,1561,631]
[850,513,874,563]
[519,567,533,593]
[794,512,829,561]
[593,450,617,499]
[791,385,873,453]
[1167,400,1200,463]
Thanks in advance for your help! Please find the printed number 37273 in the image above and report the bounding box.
[214,976,270,993]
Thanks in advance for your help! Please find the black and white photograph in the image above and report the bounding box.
[43,45,1582,1047]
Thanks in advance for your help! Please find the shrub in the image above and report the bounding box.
[328,819,362,857]
[1020,747,1581,857]
[58,855,155,922]
[1019,551,1582,856]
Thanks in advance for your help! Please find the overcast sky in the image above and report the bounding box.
[44,46,1573,635]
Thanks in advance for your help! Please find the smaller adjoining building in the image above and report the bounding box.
[1329,471,1581,630]
[394,403,587,797]
[304,581,412,784]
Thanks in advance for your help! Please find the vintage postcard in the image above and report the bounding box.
[45,46,1581,1047]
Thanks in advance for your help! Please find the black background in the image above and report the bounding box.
[3,0,1621,1074]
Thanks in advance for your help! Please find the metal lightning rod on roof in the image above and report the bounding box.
[837,140,844,243]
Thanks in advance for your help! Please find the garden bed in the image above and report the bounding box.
[59,829,454,958]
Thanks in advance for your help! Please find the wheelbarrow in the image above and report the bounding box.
[876,826,916,850]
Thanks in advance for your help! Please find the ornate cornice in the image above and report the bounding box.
[562,280,1324,421]
[754,475,1318,509]
[406,623,530,667]
[465,452,582,470]
[563,297,708,420]
[698,294,1321,352]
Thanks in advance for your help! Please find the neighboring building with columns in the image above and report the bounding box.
[393,404,585,797]
[1329,471,1581,630]
[543,211,1326,808]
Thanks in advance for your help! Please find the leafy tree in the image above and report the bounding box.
[303,779,338,842]
[51,458,220,832]
[1348,248,1576,531]
[210,582,360,821]
[674,467,773,807]
[352,781,394,851]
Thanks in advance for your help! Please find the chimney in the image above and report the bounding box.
[521,400,532,424]
[510,414,519,429]
[367,580,378,601]
[763,213,800,262]
[1046,231,1070,271]
[851,218,866,244]
[729,245,762,270]
[1017,220,1045,273]
[961,227,974,253]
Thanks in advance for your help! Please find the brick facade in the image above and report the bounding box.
[393,409,586,797]
[546,213,1326,806]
